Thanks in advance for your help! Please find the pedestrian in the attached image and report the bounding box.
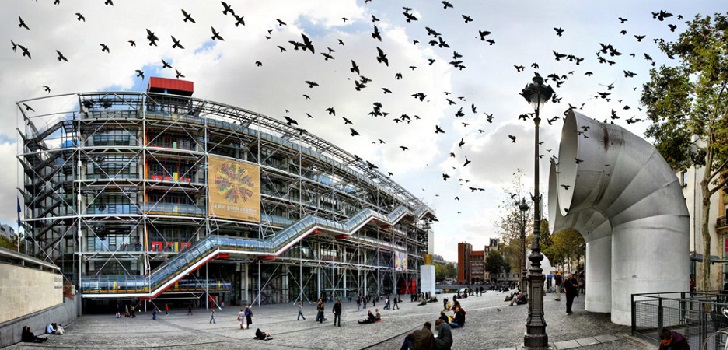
[433,319,453,350]
[554,273,562,301]
[333,299,342,327]
[384,295,390,310]
[165,304,169,316]
[238,308,245,329]
[363,295,368,309]
[130,304,136,318]
[357,295,362,311]
[316,299,325,324]
[297,301,306,320]
[187,304,192,316]
[372,295,376,307]
[658,327,689,350]
[244,305,253,329]
[116,303,121,318]
[393,294,400,310]
[209,309,216,324]
[563,273,579,314]
[152,307,157,320]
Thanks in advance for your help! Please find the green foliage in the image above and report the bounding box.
[485,250,509,277]
[545,228,584,266]
[641,13,728,290]
[435,263,456,280]
[0,235,22,251]
[539,219,555,263]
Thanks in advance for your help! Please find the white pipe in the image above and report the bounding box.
[550,110,689,325]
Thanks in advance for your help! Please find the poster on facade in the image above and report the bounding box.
[394,251,408,271]
[207,155,260,222]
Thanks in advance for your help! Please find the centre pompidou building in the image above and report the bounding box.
[17,77,436,311]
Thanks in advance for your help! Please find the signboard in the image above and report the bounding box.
[207,156,260,222]
[394,251,408,271]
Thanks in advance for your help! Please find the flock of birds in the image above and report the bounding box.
[8,1,689,216]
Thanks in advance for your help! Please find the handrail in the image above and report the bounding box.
[81,204,429,297]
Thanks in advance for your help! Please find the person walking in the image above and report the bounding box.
[244,305,253,329]
[116,303,121,318]
[563,273,579,314]
[393,294,400,310]
[554,273,562,301]
[363,295,368,309]
[152,307,158,320]
[165,304,169,316]
[357,295,362,311]
[332,299,342,327]
[187,304,193,316]
[316,299,325,324]
[297,302,306,320]
[130,304,136,318]
[209,309,216,324]
[384,295,390,310]
[238,308,245,329]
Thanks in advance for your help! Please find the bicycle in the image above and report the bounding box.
[702,308,728,350]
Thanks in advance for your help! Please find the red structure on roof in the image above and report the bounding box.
[147,77,194,96]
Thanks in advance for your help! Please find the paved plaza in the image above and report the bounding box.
[7,291,654,349]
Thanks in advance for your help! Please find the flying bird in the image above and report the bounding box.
[56,50,68,62]
[221,2,235,16]
[128,40,136,47]
[442,1,453,9]
[376,47,389,66]
[462,15,473,23]
[100,44,110,53]
[435,125,445,134]
[22,103,34,112]
[372,25,382,41]
[301,33,315,53]
[560,184,571,190]
[326,107,335,115]
[135,70,145,79]
[146,29,159,46]
[350,60,360,74]
[75,13,85,22]
[508,135,516,143]
[171,36,184,49]
[175,69,185,79]
[463,158,471,166]
[162,59,172,68]
[284,116,298,125]
[233,14,245,27]
[18,17,29,30]
[399,145,408,151]
[211,26,224,40]
[350,128,359,136]
[458,138,465,147]
[182,9,196,23]
[43,86,51,93]
[18,44,31,58]
[276,19,287,26]
[305,81,319,88]
[554,27,564,37]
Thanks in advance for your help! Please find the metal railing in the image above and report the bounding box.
[632,291,728,349]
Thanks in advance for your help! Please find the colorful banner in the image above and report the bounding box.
[207,156,260,222]
[394,251,408,271]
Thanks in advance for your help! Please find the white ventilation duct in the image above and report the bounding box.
[549,110,689,325]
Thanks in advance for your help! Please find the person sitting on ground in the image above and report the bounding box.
[418,298,428,306]
[509,292,527,306]
[46,323,57,334]
[255,328,273,341]
[400,321,434,350]
[434,319,453,350]
[658,327,689,350]
[449,306,466,328]
[439,310,450,323]
[22,326,47,343]
[358,310,377,324]
[374,308,382,322]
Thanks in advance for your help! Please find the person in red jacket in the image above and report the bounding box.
[658,328,689,350]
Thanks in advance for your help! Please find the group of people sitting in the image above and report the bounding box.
[507,291,528,306]
[400,320,453,350]
[357,308,382,324]
[22,323,64,343]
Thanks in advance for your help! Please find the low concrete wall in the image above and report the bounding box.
[0,264,63,323]
[0,295,81,347]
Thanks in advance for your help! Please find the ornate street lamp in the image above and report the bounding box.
[520,73,554,348]
[518,198,529,293]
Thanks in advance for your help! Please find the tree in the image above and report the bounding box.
[546,228,585,272]
[435,263,457,281]
[485,250,509,282]
[0,234,24,252]
[640,13,728,290]
[539,219,555,267]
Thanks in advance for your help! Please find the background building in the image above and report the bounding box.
[17,78,436,311]
[457,242,472,284]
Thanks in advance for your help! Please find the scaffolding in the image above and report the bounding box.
[16,89,435,311]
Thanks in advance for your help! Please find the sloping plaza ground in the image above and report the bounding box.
[6,290,654,349]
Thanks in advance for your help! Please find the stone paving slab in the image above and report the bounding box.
[554,340,581,349]
[5,291,655,349]
[593,334,618,343]
[574,337,600,346]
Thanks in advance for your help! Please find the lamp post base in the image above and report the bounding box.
[523,331,549,349]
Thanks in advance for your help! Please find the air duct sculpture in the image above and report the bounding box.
[549,110,689,325]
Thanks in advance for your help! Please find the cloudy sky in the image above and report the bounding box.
[1,0,724,262]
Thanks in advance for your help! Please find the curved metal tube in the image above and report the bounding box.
[549,110,689,325]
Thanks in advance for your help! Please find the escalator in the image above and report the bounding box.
[81,204,433,298]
